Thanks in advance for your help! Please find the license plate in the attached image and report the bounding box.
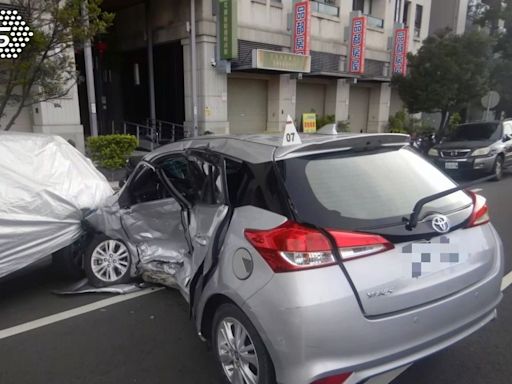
[445,162,458,170]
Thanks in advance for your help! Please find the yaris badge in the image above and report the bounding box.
[431,215,450,233]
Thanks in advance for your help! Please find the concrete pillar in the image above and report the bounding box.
[325,79,350,123]
[183,36,229,134]
[267,74,296,132]
[367,83,391,133]
[32,83,85,152]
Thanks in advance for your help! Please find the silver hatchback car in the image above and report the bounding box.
[84,133,503,384]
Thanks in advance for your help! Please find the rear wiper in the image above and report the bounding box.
[402,174,494,230]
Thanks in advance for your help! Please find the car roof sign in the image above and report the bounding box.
[282,115,302,146]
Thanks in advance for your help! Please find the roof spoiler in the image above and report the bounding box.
[275,133,410,159]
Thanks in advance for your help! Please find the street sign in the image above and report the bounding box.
[348,16,367,74]
[218,0,238,60]
[392,27,409,75]
[292,1,311,56]
[481,91,500,109]
[252,49,311,73]
[302,113,317,133]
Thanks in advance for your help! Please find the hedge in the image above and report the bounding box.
[86,134,138,170]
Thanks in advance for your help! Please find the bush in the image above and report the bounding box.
[86,134,138,170]
[387,110,435,135]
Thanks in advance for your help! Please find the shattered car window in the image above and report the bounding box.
[128,165,170,205]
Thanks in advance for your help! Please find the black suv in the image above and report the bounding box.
[428,121,512,180]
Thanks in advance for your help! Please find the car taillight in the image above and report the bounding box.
[466,191,490,227]
[244,221,393,273]
[310,372,353,384]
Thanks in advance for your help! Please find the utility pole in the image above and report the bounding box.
[190,0,198,136]
[82,2,98,137]
[146,0,156,128]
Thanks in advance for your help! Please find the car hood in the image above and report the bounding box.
[435,140,494,150]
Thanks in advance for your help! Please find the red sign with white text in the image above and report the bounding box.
[392,28,409,75]
[292,1,311,56]
[348,16,367,74]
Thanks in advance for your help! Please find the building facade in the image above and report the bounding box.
[91,0,431,136]
[429,0,468,35]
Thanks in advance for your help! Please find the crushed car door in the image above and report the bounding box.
[160,150,229,302]
[120,160,190,288]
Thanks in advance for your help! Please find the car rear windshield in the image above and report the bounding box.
[278,147,472,230]
[447,123,500,141]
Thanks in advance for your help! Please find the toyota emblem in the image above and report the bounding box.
[432,215,450,233]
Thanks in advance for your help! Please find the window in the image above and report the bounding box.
[403,1,410,25]
[311,0,339,17]
[415,4,423,37]
[279,148,471,230]
[394,0,402,22]
[126,164,170,205]
[353,0,372,14]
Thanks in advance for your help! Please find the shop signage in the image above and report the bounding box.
[292,1,311,56]
[391,27,409,75]
[348,16,367,74]
[218,0,238,60]
[302,113,317,133]
[252,49,311,73]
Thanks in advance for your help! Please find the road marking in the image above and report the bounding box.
[470,188,483,193]
[0,287,164,341]
[501,270,512,292]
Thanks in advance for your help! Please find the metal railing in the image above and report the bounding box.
[123,121,158,151]
[145,118,189,142]
[310,0,339,17]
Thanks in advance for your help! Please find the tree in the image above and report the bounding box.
[392,30,492,135]
[0,0,113,131]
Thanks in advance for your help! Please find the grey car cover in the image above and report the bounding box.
[0,132,113,278]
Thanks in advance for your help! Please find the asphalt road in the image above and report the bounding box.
[0,171,510,384]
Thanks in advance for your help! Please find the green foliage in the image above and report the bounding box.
[391,30,492,132]
[387,110,435,135]
[87,134,138,170]
[316,114,335,128]
[336,120,350,132]
[0,0,114,131]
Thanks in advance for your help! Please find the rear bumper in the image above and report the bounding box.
[243,227,504,384]
[430,155,496,173]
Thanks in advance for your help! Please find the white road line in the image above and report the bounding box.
[0,287,164,341]
[501,271,512,292]
[470,188,483,193]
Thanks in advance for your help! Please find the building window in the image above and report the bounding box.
[403,1,410,26]
[394,0,402,22]
[353,0,384,28]
[415,4,423,37]
[353,0,372,14]
[311,0,339,17]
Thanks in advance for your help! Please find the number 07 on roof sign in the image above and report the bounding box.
[283,115,302,146]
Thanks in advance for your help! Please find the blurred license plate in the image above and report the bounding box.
[445,162,458,169]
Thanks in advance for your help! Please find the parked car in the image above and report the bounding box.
[84,132,503,384]
[428,120,512,180]
[0,132,113,280]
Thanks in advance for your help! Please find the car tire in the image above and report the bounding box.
[52,243,84,279]
[212,303,275,384]
[492,156,504,181]
[84,234,132,287]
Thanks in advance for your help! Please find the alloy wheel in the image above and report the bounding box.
[217,317,260,384]
[90,240,130,282]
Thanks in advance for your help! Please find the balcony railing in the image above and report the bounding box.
[365,14,384,29]
[310,0,340,17]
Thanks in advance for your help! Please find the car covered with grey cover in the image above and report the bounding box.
[0,132,113,279]
[84,131,503,384]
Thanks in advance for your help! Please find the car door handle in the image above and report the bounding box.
[193,234,209,246]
